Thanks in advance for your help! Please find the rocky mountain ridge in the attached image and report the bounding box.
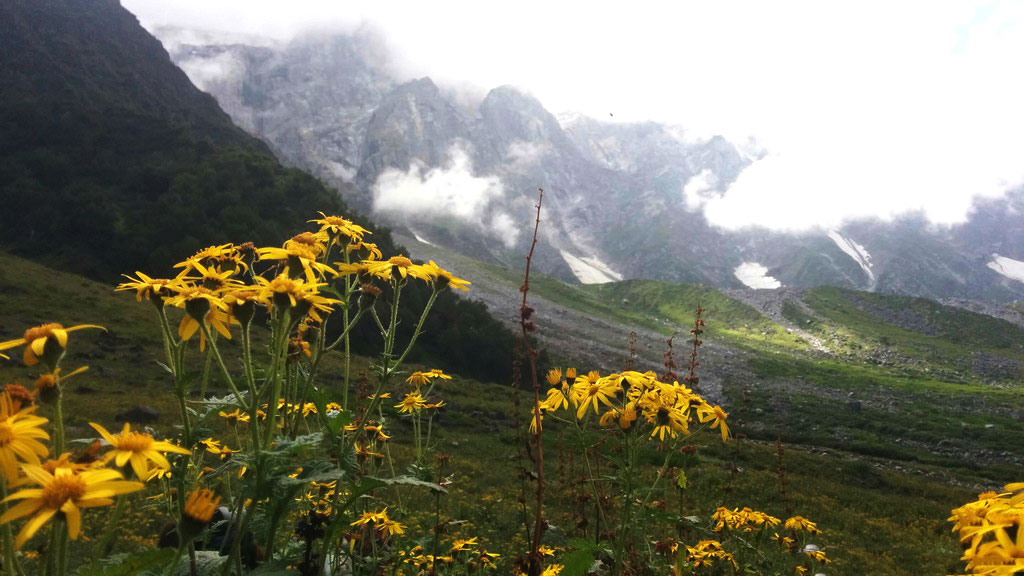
[155,25,1024,303]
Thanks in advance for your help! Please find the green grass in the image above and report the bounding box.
[0,251,1001,575]
[801,286,1024,379]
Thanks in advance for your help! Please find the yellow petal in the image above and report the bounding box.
[15,508,55,548]
[61,501,81,540]
[89,422,117,446]
[0,499,41,524]
[30,338,47,357]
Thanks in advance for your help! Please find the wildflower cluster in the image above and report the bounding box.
[949,483,1024,575]
[536,367,729,444]
[0,213,492,576]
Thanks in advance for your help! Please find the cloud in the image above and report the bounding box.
[682,169,719,212]
[176,51,243,92]
[124,0,1024,231]
[505,140,549,170]
[372,144,519,247]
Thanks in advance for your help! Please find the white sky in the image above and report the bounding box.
[123,0,1024,231]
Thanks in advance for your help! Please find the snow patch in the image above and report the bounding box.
[987,254,1024,283]
[559,250,624,284]
[409,230,436,247]
[827,230,875,284]
[734,262,781,290]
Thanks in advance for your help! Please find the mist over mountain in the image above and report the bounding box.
[156,26,1024,303]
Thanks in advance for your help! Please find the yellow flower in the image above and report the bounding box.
[364,256,432,283]
[346,241,382,260]
[203,440,239,461]
[115,272,180,304]
[257,233,336,283]
[0,392,50,483]
[0,465,143,548]
[184,487,221,524]
[542,386,569,412]
[351,508,403,537]
[90,422,190,480]
[546,369,562,386]
[395,392,426,414]
[697,404,730,442]
[254,274,340,323]
[421,260,471,291]
[406,372,431,386]
[571,376,619,420]
[218,409,250,425]
[0,323,104,367]
[784,516,819,534]
[310,212,370,243]
[541,564,564,576]
[451,537,478,552]
[174,244,248,277]
[427,368,452,380]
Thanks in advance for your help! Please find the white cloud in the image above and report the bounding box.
[124,0,1024,231]
[176,51,243,92]
[682,169,719,212]
[372,144,518,247]
[505,140,549,170]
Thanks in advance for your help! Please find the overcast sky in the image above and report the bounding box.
[123,0,1024,231]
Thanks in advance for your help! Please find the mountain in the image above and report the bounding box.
[154,26,1024,303]
[0,0,515,383]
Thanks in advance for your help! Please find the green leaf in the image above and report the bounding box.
[676,470,688,490]
[77,548,178,576]
[558,547,596,576]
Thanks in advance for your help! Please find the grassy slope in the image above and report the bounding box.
[0,251,985,575]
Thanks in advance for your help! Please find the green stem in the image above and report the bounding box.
[0,481,24,576]
[262,309,292,448]
[201,326,248,411]
[53,394,65,458]
[54,520,67,576]
[91,493,129,563]
[393,287,439,367]
[199,344,214,402]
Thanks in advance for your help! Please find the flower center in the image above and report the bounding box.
[389,256,413,268]
[117,431,154,452]
[23,323,62,342]
[41,474,87,509]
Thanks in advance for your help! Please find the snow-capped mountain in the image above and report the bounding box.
[157,27,1024,303]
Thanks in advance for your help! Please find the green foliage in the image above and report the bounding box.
[76,549,179,576]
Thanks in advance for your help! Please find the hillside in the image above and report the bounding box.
[0,249,985,576]
[0,0,514,383]
[0,0,353,279]
[396,234,1024,480]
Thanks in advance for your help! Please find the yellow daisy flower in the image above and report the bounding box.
[0,465,143,548]
[364,256,432,283]
[115,272,181,304]
[0,323,104,367]
[0,392,50,483]
[310,212,370,243]
[421,260,471,291]
[395,392,426,414]
[90,422,190,480]
[184,487,221,524]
